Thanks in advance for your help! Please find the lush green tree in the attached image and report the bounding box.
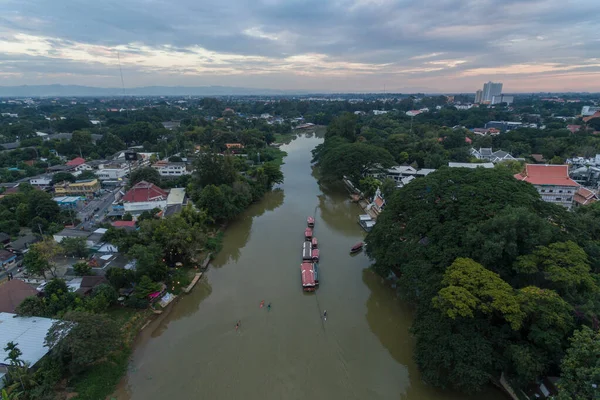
[45,311,120,374]
[77,170,97,180]
[128,244,167,282]
[86,283,118,312]
[358,176,381,199]
[557,326,600,400]
[326,112,358,141]
[129,166,162,187]
[122,212,133,221]
[433,258,524,330]
[61,237,88,258]
[380,177,397,198]
[72,261,92,276]
[50,172,76,185]
[23,247,54,279]
[134,275,161,299]
[105,267,135,289]
[318,142,395,184]
[192,152,237,188]
[27,191,60,223]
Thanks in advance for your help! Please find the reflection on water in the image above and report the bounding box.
[114,133,506,400]
[212,189,284,267]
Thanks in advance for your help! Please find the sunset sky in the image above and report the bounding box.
[0,0,598,92]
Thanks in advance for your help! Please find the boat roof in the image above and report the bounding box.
[301,262,315,286]
[305,228,312,235]
[312,249,319,256]
[307,216,314,222]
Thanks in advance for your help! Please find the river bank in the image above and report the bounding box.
[109,132,507,400]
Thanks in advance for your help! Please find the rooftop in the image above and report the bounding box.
[66,157,86,167]
[0,312,57,367]
[0,280,37,314]
[514,164,579,187]
[122,181,168,203]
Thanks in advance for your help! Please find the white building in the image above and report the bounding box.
[449,162,494,169]
[482,81,503,102]
[29,175,53,187]
[515,165,579,209]
[373,110,388,115]
[152,161,189,177]
[582,106,600,117]
[121,181,168,214]
[491,95,514,105]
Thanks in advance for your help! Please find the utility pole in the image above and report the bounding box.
[37,223,43,236]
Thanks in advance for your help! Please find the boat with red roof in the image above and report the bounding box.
[311,237,318,248]
[311,248,320,262]
[304,227,313,240]
[350,242,364,254]
[300,262,316,292]
[307,216,315,227]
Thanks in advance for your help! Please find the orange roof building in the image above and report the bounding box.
[514,164,579,209]
[574,187,598,207]
[583,111,600,123]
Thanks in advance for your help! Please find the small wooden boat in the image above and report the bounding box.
[350,242,364,253]
[304,227,313,240]
[311,248,320,262]
[307,216,315,228]
[311,237,318,248]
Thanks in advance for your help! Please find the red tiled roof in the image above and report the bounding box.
[583,111,600,123]
[531,154,546,163]
[0,279,38,313]
[514,164,579,187]
[567,125,581,133]
[375,196,385,208]
[66,157,86,166]
[112,220,136,228]
[574,187,598,206]
[465,137,472,144]
[122,181,168,203]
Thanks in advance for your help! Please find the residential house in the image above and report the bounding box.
[583,111,600,123]
[373,110,388,115]
[120,180,168,214]
[0,312,57,388]
[0,250,17,269]
[6,235,39,254]
[47,164,75,173]
[66,157,86,167]
[566,125,582,134]
[29,174,53,187]
[448,162,495,169]
[69,276,109,296]
[0,233,10,246]
[470,148,519,163]
[53,227,106,248]
[0,280,38,313]
[161,121,181,130]
[574,187,598,207]
[111,220,137,230]
[152,161,189,177]
[95,161,129,181]
[514,164,579,209]
[54,179,100,198]
[225,143,244,150]
[581,106,600,117]
[165,187,187,217]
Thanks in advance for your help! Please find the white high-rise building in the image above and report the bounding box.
[475,90,483,104]
[482,81,503,103]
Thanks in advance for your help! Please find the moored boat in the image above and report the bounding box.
[302,241,313,260]
[311,237,318,248]
[304,227,313,240]
[350,242,364,253]
[313,262,319,285]
[301,262,316,292]
[311,248,320,262]
[307,216,315,227]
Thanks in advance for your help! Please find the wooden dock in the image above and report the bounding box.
[184,273,203,294]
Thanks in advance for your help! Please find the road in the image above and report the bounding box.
[76,186,123,229]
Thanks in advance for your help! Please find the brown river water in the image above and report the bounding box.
[113,132,507,400]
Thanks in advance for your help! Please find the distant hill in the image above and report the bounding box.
[0,84,309,97]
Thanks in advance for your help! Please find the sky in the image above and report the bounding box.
[0,0,599,92]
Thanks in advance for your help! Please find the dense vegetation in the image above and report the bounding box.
[365,167,600,394]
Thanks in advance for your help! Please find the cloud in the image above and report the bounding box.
[0,0,598,91]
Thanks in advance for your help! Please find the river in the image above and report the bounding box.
[114,132,506,400]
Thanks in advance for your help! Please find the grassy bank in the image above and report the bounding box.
[70,308,151,400]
